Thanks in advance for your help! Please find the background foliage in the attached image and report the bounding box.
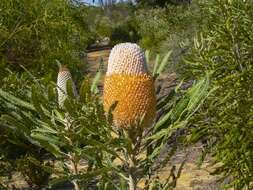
[0,0,94,80]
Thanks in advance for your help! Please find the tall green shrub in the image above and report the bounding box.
[0,0,93,79]
[184,0,253,189]
[135,0,205,53]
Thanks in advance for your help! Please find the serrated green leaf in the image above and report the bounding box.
[66,79,75,99]
[153,54,160,76]
[79,78,91,103]
[145,49,150,65]
[157,50,172,75]
[0,114,30,134]
[31,132,66,147]
[0,89,35,111]
[154,110,173,131]
[91,71,102,94]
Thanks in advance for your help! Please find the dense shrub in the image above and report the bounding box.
[0,0,94,80]
[135,0,205,55]
[184,0,253,189]
[95,16,113,39]
[90,3,140,45]
[0,73,54,189]
[135,8,168,51]
[110,19,140,45]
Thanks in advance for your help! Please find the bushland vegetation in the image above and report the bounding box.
[0,0,252,189]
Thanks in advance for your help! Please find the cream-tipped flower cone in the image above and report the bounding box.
[57,66,77,106]
[103,43,156,128]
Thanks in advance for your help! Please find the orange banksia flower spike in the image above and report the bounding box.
[103,43,156,128]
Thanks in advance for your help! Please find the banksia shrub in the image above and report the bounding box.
[57,66,77,106]
[103,43,156,128]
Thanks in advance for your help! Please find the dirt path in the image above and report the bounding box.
[86,48,111,73]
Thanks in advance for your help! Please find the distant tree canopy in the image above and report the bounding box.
[92,0,119,6]
[92,0,191,7]
[136,0,191,7]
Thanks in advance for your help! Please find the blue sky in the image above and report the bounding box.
[81,0,95,4]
